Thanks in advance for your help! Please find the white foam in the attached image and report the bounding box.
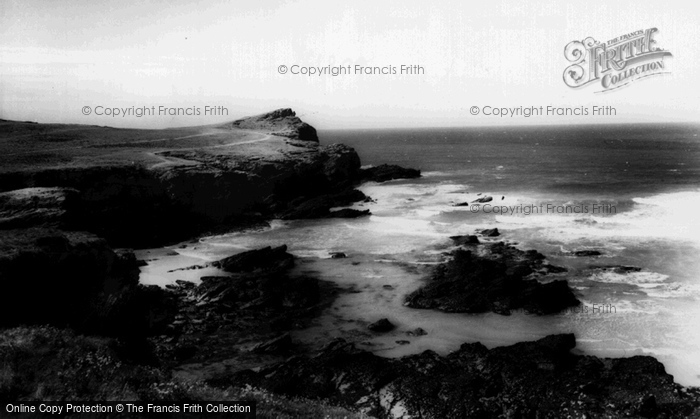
[587,190,700,245]
[589,270,669,285]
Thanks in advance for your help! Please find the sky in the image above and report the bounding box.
[1,0,699,129]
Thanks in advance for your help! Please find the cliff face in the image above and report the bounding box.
[0,228,149,334]
[0,109,360,247]
[223,108,319,142]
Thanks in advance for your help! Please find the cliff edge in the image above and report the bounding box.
[0,109,364,247]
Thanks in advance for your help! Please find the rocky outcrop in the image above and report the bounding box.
[0,187,79,230]
[480,228,500,237]
[472,195,493,203]
[449,234,480,245]
[224,108,318,142]
[405,241,580,315]
[0,228,172,337]
[211,245,294,273]
[215,334,699,418]
[277,188,369,220]
[153,245,327,364]
[360,164,421,183]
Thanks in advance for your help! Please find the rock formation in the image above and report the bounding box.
[212,334,699,418]
[405,241,580,315]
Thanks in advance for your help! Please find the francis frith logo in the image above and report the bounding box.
[563,28,672,92]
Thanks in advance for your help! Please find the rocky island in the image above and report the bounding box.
[0,110,698,418]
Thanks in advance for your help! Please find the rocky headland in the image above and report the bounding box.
[1,110,698,417]
[0,109,415,248]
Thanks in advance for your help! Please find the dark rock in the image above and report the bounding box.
[453,202,470,207]
[173,344,198,361]
[0,187,79,230]
[0,228,174,337]
[396,340,410,345]
[472,196,493,203]
[359,164,421,183]
[450,235,480,245]
[382,285,394,290]
[175,279,196,289]
[570,250,603,257]
[278,189,367,220]
[480,228,500,237]
[219,333,699,419]
[541,264,568,274]
[368,318,395,333]
[154,245,324,365]
[638,394,658,417]
[211,245,294,273]
[0,229,127,324]
[320,144,362,185]
[330,252,347,259]
[326,208,370,218]
[405,242,580,315]
[251,333,294,354]
[406,328,428,337]
[194,247,318,311]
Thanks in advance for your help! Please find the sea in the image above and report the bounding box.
[138,123,700,386]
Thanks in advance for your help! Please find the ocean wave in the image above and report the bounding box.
[588,270,669,285]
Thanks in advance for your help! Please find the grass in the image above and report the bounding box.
[0,120,262,173]
[0,326,370,418]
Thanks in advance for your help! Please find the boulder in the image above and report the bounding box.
[368,318,395,333]
[450,235,480,245]
[406,328,428,337]
[480,228,500,237]
[359,164,421,183]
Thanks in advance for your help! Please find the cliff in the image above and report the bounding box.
[0,109,364,247]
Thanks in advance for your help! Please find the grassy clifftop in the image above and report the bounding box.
[0,109,361,247]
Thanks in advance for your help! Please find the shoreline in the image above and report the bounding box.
[1,110,699,417]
